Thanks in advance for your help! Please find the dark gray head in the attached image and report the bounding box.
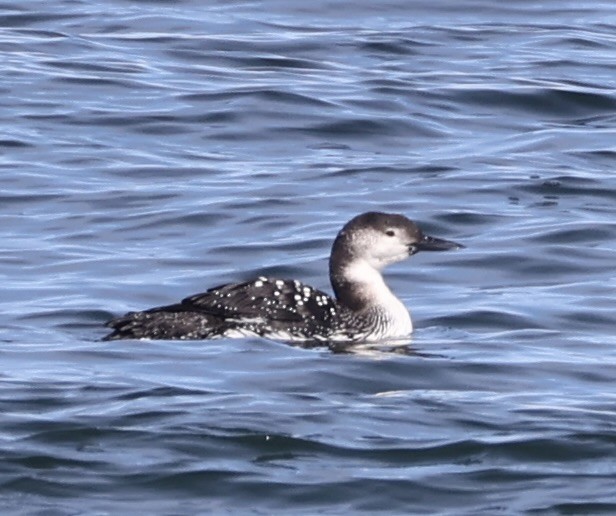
[330,211,462,272]
[328,212,463,310]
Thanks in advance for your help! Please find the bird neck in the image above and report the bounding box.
[330,250,400,312]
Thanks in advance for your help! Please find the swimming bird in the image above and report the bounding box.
[103,212,462,343]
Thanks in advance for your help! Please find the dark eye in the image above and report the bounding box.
[385,229,395,237]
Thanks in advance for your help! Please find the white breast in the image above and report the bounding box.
[342,259,413,338]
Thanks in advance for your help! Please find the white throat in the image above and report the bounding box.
[342,259,413,336]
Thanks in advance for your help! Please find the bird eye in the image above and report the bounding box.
[385,229,395,237]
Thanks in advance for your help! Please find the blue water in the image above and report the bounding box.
[1,0,616,513]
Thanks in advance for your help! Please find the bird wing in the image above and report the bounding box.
[174,277,338,324]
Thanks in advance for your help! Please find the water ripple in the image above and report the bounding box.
[1,0,615,513]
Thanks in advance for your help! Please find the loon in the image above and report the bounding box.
[103,212,462,343]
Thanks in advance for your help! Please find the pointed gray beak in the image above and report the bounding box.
[411,234,464,254]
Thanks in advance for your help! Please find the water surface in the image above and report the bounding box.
[1,0,615,513]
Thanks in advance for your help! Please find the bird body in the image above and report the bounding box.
[103,212,462,343]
